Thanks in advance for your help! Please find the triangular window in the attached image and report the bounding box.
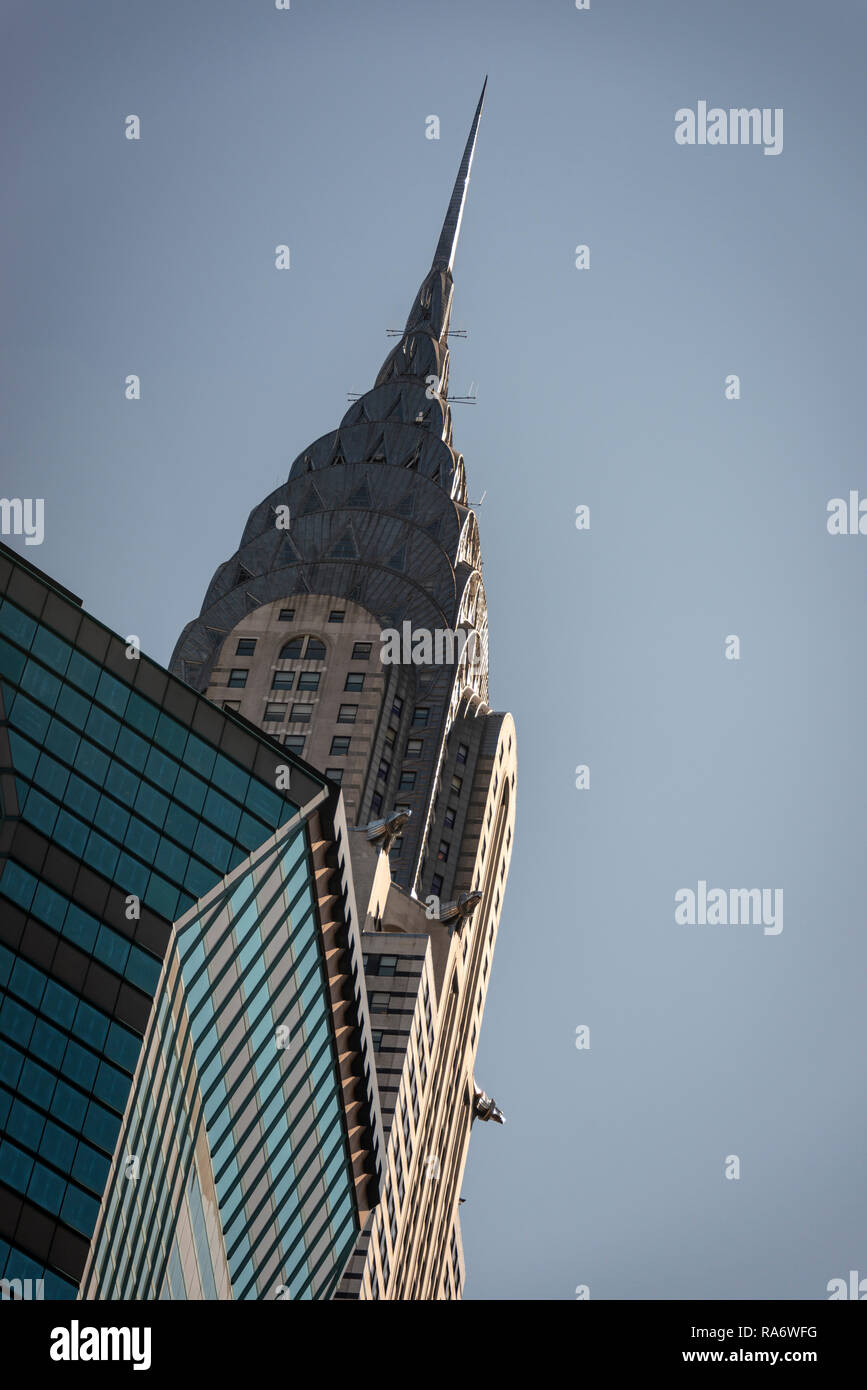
[300,485,326,516]
[348,480,372,507]
[330,530,359,559]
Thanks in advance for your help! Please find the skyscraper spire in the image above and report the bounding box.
[431,77,487,273]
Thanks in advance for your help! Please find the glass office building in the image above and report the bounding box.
[0,543,380,1298]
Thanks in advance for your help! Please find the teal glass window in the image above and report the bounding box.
[60,1185,99,1236]
[95,670,129,717]
[0,860,37,910]
[164,801,198,846]
[155,712,187,757]
[54,811,88,856]
[62,1042,98,1089]
[27,1163,65,1215]
[245,780,283,824]
[44,718,79,763]
[174,768,207,814]
[0,601,36,646]
[204,787,241,836]
[125,692,158,738]
[115,726,148,771]
[39,1120,76,1170]
[85,830,119,878]
[30,626,71,674]
[65,775,99,820]
[144,873,179,921]
[20,1058,55,1108]
[104,1022,140,1073]
[115,852,149,900]
[75,1001,110,1052]
[74,739,109,786]
[0,1141,34,1193]
[124,817,159,861]
[51,1082,86,1130]
[211,756,249,803]
[134,781,168,828]
[9,692,50,741]
[105,760,138,803]
[21,660,61,709]
[85,705,120,752]
[63,905,98,953]
[0,639,25,682]
[32,881,67,930]
[94,796,130,841]
[67,651,99,695]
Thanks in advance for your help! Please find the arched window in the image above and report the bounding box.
[278,635,325,661]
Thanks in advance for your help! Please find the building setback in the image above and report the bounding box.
[0,542,380,1299]
[171,80,517,1300]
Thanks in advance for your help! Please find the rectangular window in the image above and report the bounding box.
[326,767,344,785]
[279,638,304,659]
[377,759,390,782]
[263,703,286,722]
[431,873,444,896]
[371,792,383,816]
[278,608,295,621]
[369,954,397,976]
[344,673,365,692]
[405,738,423,757]
[330,736,351,756]
[437,840,449,861]
[297,671,320,691]
[450,774,463,795]
[305,638,326,660]
[271,672,294,689]
[444,805,457,829]
[337,704,358,724]
[328,610,345,623]
[235,639,256,655]
[399,771,416,791]
[391,697,404,720]
[284,735,305,753]
[227,669,248,688]
[412,706,429,727]
[457,742,469,764]
[291,704,312,723]
[352,642,372,660]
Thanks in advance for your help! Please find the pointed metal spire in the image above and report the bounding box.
[431,78,487,274]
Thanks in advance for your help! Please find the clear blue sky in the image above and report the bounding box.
[2,0,866,1300]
